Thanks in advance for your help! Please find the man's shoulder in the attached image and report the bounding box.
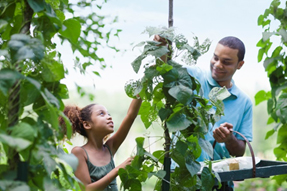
[184,65,208,80]
[232,85,253,106]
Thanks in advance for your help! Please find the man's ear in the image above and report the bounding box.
[83,121,91,130]
[237,61,244,70]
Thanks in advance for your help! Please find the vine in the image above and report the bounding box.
[120,26,228,190]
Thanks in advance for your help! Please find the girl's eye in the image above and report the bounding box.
[100,111,104,115]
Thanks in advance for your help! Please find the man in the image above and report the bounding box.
[155,35,253,190]
[188,36,252,162]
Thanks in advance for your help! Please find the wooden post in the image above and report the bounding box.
[162,1,173,190]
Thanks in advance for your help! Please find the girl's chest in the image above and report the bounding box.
[88,149,112,167]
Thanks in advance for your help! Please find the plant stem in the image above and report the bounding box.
[7,0,33,176]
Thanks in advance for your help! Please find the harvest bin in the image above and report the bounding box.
[217,160,287,182]
[211,130,287,186]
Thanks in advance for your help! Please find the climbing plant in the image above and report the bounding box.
[255,0,287,186]
[0,0,120,190]
[121,26,229,191]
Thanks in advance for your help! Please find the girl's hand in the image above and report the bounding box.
[117,156,134,169]
[153,35,168,46]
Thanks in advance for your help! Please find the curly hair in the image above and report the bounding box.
[59,104,96,138]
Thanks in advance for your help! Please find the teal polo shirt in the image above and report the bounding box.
[186,66,253,161]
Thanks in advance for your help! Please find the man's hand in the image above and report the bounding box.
[213,122,246,157]
[213,122,233,143]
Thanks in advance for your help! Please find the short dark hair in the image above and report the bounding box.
[218,36,245,62]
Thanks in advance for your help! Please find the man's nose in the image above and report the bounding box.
[214,60,223,68]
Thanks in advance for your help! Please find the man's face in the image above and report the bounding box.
[210,43,244,88]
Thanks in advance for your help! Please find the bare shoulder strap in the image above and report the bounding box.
[80,147,90,161]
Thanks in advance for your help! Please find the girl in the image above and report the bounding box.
[60,98,142,191]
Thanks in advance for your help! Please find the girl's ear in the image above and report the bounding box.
[83,121,91,130]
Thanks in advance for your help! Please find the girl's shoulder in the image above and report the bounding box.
[71,146,87,159]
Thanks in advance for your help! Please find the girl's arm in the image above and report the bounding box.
[107,98,142,155]
[72,147,132,191]
[71,146,93,187]
[72,146,133,191]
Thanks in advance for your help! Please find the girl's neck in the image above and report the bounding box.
[86,138,104,150]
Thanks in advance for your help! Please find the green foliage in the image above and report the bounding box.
[0,0,119,190]
[255,0,287,186]
[120,27,226,190]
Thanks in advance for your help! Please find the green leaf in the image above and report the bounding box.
[198,138,213,159]
[11,122,36,142]
[0,69,24,96]
[27,0,45,12]
[124,79,142,99]
[171,149,186,167]
[176,140,188,156]
[132,41,146,50]
[59,111,72,139]
[267,116,275,124]
[186,135,202,158]
[0,180,30,191]
[0,19,8,33]
[200,167,215,191]
[131,54,147,73]
[263,57,276,70]
[276,124,287,144]
[257,48,264,62]
[138,101,155,129]
[254,90,271,105]
[59,19,81,44]
[152,150,165,164]
[168,84,193,105]
[158,107,172,122]
[0,134,31,152]
[8,34,44,63]
[59,154,78,172]
[278,28,287,42]
[135,137,145,156]
[274,145,286,160]
[124,179,142,191]
[185,152,201,176]
[41,60,65,82]
[257,15,264,26]
[38,149,57,175]
[262,32,273,41]
[20,81,41,106]
[166,112,192,132]
[149,170,166,179]
[265,129,275,140]
[147,46,169,58]
[156,63,173,75]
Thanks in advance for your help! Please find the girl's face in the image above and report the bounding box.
[88,104,114,134]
